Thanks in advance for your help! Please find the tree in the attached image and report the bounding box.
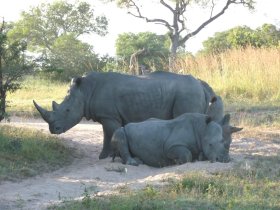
[0,19,34,121]
[40,34,102,80]
[255,24,280,47]
[201,31,231,54]
[107,0,255,68]
[201,24,280,54]
[115,32,170,71]
[9,0,108,80]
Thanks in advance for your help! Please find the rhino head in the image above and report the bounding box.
[202,114,242,163]
[33,77,85,134]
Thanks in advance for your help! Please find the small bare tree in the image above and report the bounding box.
[129,48,147,75]
[108,0,255,69]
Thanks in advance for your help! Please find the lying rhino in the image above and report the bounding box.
[112,113,242,167]
[33,71,224,159]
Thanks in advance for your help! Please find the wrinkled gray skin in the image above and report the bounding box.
[33,71,224,159]
[111,113,242,167]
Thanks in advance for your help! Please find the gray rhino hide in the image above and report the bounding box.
[112,113,235,167]
[33,71,223,159]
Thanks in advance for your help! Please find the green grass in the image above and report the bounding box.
[49,155,280,210]
[0,125,74,182]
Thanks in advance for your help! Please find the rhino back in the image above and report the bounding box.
[82,71,207,124]
[163,114,207,160]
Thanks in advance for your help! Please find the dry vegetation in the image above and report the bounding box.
[175,47,280,103]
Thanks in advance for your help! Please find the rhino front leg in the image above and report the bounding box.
[99,119,121,159]
[111,128,139,166]
[167,145,192,164]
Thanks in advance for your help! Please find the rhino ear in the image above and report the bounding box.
[206,116,212,124]
[230,126,243,133]
[75,77,82,86]
[210,96,217,104]
[71,77,82,87]
[220,114,230,125]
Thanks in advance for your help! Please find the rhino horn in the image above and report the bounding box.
[230,126,243,133]
[33,100,52,123]
[52,101,59,111]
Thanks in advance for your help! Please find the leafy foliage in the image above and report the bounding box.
[201,24,280,54]
[40,34,102,80]
[9,1,108,50]
[0,20,34,121]
[8,0,108,80]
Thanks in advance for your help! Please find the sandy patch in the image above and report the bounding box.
[0,117,279,210]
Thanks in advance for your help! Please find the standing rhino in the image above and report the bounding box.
[111,113,242,167]
[33,71,224,159]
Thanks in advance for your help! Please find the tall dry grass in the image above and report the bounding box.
[175,47,280,103]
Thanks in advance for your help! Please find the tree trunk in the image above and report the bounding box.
[0,52,5,121]
[169,34,179,71]
[0,93,6,122]
[0,18,5,121]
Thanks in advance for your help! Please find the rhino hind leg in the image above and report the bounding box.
[100,120,122,159]
[111,128,138,166]
[167,145,192,164]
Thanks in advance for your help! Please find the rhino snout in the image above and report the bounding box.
[210,155,230,163]
[49,124,64,134]
[216,155,230,163]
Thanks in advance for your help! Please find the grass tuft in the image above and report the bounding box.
[0,125,74,182]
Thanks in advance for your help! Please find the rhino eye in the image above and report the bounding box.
[66,109,70,112]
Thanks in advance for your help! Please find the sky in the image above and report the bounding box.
[0,0,279,55]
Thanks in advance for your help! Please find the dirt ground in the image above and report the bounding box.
[0,117,280,210]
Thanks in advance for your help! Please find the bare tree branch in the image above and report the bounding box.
[126,0,174,31]
[160,0,175,13]
[180,0,251,45]
[117,0,254,68]
[210,0,215,18]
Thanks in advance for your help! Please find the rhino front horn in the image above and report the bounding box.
[33,100,52,123]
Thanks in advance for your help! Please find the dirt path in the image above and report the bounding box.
[0,118,279,210]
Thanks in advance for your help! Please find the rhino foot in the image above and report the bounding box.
[126,157,139,166]
[99,150,110,159]
[133,157,143,165]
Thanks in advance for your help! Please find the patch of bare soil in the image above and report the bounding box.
[0,117,279,210]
